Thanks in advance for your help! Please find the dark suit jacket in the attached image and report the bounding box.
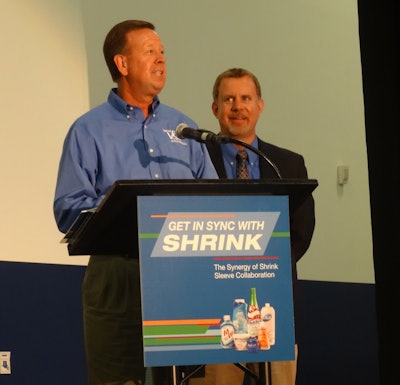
[206,137,316,326]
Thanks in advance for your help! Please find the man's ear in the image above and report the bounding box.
[211,101,219,118]
[114,54,128,76]
[258,98,265,114]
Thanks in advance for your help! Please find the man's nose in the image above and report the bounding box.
[155,52,166,63]
[232,99,243,109]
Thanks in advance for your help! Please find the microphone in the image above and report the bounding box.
[175,123,282,179]
[175,123,231,144]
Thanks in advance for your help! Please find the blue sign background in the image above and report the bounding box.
[138,195,294,367]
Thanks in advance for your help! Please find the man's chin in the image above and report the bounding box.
[227,124,248,135]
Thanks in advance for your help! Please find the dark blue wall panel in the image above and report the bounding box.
[0,262,86,385]
[296,280,379,385]
[0,262,379,385]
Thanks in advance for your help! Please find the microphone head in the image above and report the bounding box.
[175,123,189,139]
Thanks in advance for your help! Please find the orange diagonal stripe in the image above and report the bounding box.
[151,213,235,218]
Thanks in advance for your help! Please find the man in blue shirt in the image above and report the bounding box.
[53,20,217,385]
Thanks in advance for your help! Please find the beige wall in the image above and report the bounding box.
[0,0,89,266]
[0,0,374,283]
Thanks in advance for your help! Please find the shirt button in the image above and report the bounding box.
[149,148,154,153]
[154,174,159,178]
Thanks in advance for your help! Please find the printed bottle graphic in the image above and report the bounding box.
[232,299,248,333]
[247,288,261,338]
[220,314,235,348]
[258,321,270,350]
[261,303,275,346]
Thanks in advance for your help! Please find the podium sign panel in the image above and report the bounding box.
[138,195,295,367]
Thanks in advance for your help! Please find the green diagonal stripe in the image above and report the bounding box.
[272,232,290,237]
[143,325,210,335]
[144,336,220,346]
[139,233,159,239]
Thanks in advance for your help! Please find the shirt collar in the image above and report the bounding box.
[108,87,161,116]
[221,136,259,163]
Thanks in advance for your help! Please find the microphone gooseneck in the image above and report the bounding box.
[228,137,282,179]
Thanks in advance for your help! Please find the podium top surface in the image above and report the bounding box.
[64,178,318,256]
[107,177,317,195]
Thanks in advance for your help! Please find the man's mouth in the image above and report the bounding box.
[230,116,246,121]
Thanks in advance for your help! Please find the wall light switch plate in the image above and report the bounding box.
[337,165,349,185]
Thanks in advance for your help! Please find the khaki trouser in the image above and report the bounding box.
[100,382,137,385]
[188,345,298,385]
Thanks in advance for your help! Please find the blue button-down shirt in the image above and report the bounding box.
[220,138,261,179]
[54,89,218,232]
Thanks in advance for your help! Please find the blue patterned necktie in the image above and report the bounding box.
[236,150,249,179]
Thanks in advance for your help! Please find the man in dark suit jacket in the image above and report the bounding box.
[189,68,315,385]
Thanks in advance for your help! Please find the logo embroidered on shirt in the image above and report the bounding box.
[164,129,187,145]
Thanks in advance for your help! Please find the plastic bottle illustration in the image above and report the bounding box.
[220,314,235,348]
[261,303,275,345]
[258,321,270,350]
[247,336,259,352]
[247,288,261,339]
[232,299,248,333]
